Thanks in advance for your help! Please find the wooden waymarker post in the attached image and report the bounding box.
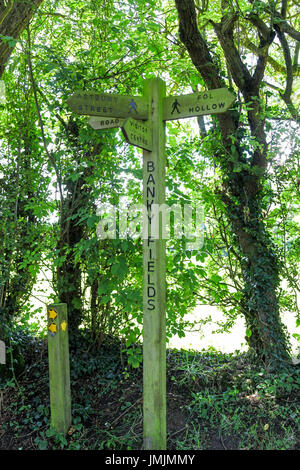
[67,80,234,450]
[0,340,5,364]
[47,303,72,434]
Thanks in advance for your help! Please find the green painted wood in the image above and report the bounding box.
[122,117,153,151]
[142,78,166,450]
[67,91,148,119]
[88,116,124,129]
[47,303,72,435]
[163,87,235,121]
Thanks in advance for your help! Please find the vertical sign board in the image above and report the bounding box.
[47,303,72,434]
[67,82,234,450]
[141,79,166,450]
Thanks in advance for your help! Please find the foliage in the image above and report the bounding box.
[0,0,299,454]
[0,0,299,372]
[170,350,300,450]
[1,334,299,450]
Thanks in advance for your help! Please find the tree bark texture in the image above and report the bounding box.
[174,0,291,367]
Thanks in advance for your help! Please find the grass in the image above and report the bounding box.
[0,330,299,450]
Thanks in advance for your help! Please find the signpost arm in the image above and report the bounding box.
[142,78,166,450]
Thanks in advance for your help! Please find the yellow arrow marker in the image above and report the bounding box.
[48,323,57,334]
[60,321,67,332]
[48,309,58,320]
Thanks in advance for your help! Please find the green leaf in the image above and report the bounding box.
[38,440,48,450]
[210,274,222,284]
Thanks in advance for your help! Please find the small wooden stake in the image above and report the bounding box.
[142,78,166,450]
[47,303,71,434]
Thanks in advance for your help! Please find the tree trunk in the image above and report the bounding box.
[56,177,85,332]
[55,125,102,333]
[174,0,291,368]
[0,112,39,323]
[0,0,44,77]
[226,173,290,366]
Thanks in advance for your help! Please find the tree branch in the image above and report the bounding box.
[26,25,64,210]
[0,0,14,26]
[174,0,239,147]
[276,17,300,42]
[174,0,224,90]
[276,29,293,102]
[247,13,271,42]
[212,13,252,91]
[275,27,299,121]
[244,38,286,74]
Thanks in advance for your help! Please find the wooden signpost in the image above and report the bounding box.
[47,303,72,434]
[67,79,234,450]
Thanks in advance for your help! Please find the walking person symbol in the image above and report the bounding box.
[171,99,180,114]
[129,99,138,114]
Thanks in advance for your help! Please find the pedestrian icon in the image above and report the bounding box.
[129,99,138,113]
[171,99,180,114]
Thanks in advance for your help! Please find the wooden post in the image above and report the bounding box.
[67,80,234,450]
[142,78,166,450]
[0,340,5,364]
[47,303,72,434]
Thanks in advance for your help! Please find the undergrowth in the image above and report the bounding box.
[0,330,299,450]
